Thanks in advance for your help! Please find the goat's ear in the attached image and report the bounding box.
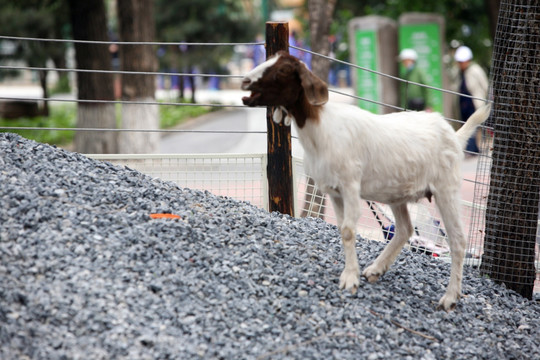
[298,63,328,106]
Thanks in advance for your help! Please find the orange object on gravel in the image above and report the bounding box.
[149,213,181,219]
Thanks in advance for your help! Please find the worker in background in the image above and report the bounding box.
[399,48,432,111]
[455,45,489,154]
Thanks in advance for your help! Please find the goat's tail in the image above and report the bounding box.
[455,103,492,149]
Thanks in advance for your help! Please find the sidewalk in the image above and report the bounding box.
[0,84,355,104]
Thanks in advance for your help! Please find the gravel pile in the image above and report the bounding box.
[1,132,539,359]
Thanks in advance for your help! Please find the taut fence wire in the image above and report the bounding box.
[1,35,487,133]
[0,64,245,78]
[0,34,264,47]
[0,95,244,108]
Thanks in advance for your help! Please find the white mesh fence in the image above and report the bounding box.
[88,152,484,265]
[89,153,268,210]
[293,158,479,262]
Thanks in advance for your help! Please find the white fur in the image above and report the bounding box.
[243,54,281,84]
[242,54,490,311]
[297,104,462,204]
[294,103,490,310]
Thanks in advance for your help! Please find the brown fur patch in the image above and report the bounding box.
[289,95,322,128]
[243,51,326,128]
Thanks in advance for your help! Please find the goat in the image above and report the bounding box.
[241,51,491,311]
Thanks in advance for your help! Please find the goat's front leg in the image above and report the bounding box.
[363,203,413,282]
[330,185,361,293]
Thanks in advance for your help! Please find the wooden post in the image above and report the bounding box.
[265,22,294,216]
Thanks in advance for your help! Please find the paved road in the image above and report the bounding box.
[159,107,270,154]
[158,87,356,155]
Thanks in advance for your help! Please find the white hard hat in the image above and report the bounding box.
[399,48,418,61]
[454,46,473,62]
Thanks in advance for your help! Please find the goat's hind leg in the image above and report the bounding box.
[363,203,413,282]
[434,191,466,311]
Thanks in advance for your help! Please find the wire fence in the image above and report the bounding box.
[0,28,538,295]
[0,35,490,148]
[0,35,486,125]
[467,0,540,298]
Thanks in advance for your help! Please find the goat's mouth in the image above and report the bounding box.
[242,91,261,106]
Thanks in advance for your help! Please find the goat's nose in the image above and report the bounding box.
[241,78,251,90]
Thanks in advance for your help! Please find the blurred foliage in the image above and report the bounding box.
[50,74,71,95]
[155,0,259,74]
[0,0,495,94]
[0,102,212,146]
[0,0,70,79]
[0,104,76,145]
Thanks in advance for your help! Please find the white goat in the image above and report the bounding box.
[241,51,491,311]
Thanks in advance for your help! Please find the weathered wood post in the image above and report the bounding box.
[265,22,294,216]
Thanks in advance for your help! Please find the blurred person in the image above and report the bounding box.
[289,30,311,68]
[445,41,462,123]
[455,45,489,154]
[399,49,432,111]
[251,34,266,67]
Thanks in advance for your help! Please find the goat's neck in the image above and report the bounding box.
[289,97,326,155]
[286,94,321,129]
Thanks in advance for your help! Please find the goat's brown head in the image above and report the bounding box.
[241,51,328,109]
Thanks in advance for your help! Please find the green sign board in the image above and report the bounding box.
[355,29,379,114]
[399,23,443,113]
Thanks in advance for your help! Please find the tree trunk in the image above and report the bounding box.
[117,0,159,154]
[188,75,196,103]
[485,0,501,39]
[179,76,185,100]
[301,0,337,219]
[480,0,539,299]
[68,0,117,154]
[38,70,49,116]
[308,0,337,81]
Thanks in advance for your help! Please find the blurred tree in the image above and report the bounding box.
[154,0,258,102]
[485,0,501,39]
[68,0,117,154]
[308,0,337,81]
[117,0,159,154]
[300,0,337,219]
[0,0,70,116]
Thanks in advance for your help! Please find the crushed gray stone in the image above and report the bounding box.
[0,132,539,359]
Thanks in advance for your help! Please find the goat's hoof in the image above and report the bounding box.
[339,270,359,294]
[362,265,384,283]
[437,295,459,312]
